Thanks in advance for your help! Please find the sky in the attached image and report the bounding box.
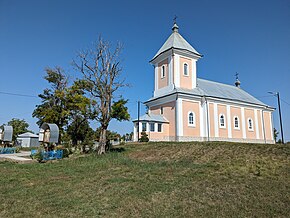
[0,0,289,141]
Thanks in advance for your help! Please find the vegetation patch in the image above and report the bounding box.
[0,141,289,217]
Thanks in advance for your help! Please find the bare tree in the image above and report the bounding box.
[73,37,129,154]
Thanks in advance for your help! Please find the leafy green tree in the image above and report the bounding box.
[32,67,69,142]
[73,37,130,154]
[33,68,95,144]
[140,131,149,142]
[6,118,32,141]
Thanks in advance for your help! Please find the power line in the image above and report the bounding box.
[0,91,38,98]
[281,98,290,107]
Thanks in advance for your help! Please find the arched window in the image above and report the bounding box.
[234,116,239,129]
[188,112,196,126]
[161,65,165,78]
[184,63,188,76]
[248,118,253,131]
[219,114,225,128]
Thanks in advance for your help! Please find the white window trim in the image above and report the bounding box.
[183,62,189,76]
[219,114,226,128]
[247,118,254,131]
[188,111,196,127]
[161,65,166,79]
[234,116,240,130]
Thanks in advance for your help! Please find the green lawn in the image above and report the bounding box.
[0,142,289,217]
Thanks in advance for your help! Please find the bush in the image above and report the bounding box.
[140,131,149,142]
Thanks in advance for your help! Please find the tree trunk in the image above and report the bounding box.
[98,127,107,154]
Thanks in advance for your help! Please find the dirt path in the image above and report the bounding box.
[0,151,35,163]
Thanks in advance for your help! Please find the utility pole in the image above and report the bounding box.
[137,101,140,142]
[269,91,284,144]
[277,92,284,144]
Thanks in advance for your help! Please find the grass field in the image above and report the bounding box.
[0,141,289,217]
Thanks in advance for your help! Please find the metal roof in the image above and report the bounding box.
[146,78,269,107]
[39,123,59,143]
[151,23,201,61]
[1,126,13,142]
[17,132,39,138]
[133,113,169,123]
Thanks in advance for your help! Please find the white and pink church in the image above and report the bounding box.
[133,22,275,144]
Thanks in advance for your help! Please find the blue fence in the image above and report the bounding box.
[0,147,16,154]
[31,150,63,161]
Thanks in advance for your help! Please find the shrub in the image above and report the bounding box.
[140,131,149,142]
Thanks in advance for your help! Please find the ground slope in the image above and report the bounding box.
[0,142,289,217]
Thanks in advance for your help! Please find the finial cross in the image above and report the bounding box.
[235,72,239,80]
[173,15,178,24]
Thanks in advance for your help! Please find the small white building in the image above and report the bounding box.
[17,132,39,147]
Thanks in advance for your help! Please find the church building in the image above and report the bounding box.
[133,22,275,144]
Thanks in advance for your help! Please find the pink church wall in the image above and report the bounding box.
[150,101,176,137]
[263,111,272,140]
[217,104,228,138]
[244,108,256,139]
[147,123,170,141]
[231,106,243,139]
[158,59,169,89]
[182,100,200,137]
[209,103,215,137]
[179,56,192,89]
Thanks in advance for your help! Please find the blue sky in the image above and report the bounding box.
[0,0,289,141]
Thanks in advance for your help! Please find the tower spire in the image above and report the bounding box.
[172,15,179,32]
[235,72,241,88]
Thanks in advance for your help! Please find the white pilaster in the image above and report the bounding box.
[199,102,204,137]
[254,109,260,139]
[241,107,246,139]
[214,103,219,137]
[192,59,197,89]
[260,110,265,141]
[176,97,183,137]
[168,56,173,86]
[174,54,180,87]
[154,64,158,92]
[227,105,232,138]
[269,112,273,140]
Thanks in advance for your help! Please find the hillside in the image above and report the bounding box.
[0,142,289,217]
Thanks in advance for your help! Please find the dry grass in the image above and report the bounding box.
[0,141,289,217]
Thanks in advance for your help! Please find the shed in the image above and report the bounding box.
[17,132,39,147]
[39,123,59,143]
[0,126,13,142]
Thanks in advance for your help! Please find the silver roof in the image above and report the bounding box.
[146,78,268,107]
[39,123,59,143]
[2,126,13,142]
[17,132,39,138]
[133,113,169,123]
[151,23,201,61]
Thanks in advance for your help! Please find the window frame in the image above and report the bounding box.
[161,65,166,79]
[234,116,240,130]
[150,123,155,132]
[183,63,189,76]
[248,118,254,131]
[142,122,147,132]
[188,111,196,127]
[157,123,162,132]
[219,114,226,128]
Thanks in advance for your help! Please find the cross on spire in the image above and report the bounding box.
[173,15,178,24]
[235,72,239,80]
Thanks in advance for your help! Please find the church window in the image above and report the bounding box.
[161,65,165,78]
[142,122,147,132]
[248,118,253,131]
[188,111,196,126]
[219,114,225,128]
[184,63,188,76]
[160,106,163,115]
[157,123,162,132]
[150,123,155,132]
[234,116,240,129]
